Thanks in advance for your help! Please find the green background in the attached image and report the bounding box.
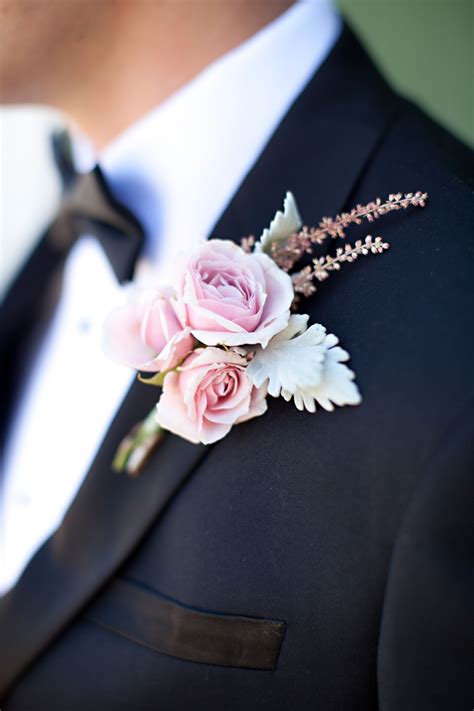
[337,0,473,147]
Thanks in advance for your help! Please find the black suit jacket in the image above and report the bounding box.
[1,26,473,711]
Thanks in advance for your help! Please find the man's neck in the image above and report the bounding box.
[61,1,294,150]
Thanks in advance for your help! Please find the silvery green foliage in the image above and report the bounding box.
[246,315,361,412]
[256,191,302,254]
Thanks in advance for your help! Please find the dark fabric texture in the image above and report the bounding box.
[0,24,473,711]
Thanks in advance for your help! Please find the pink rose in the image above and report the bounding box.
[156,347,267,444]
[104,287,195,373]
[175,240,294,348]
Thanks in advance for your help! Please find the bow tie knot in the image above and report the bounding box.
[49,131,144,283]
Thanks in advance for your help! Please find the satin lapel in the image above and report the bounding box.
[0,25,399,697]
[0,377,209,696]
[0,232,66,442]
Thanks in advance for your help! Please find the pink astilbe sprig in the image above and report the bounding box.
[291,236,390,307]
[271,191,428,270]
[311,235,390,281]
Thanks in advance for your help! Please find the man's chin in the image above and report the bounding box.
[0,77,49,107]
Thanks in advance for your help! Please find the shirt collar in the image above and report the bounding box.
[72,0,340,283]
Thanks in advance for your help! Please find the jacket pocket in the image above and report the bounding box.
[83,577,286,671]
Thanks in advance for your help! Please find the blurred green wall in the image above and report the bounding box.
[337,0,473,147]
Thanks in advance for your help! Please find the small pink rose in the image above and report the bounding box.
[156,347,267,444]
[175,240,294,348]
[104,286,195,372]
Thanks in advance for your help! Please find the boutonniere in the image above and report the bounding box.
[105,190,427,475]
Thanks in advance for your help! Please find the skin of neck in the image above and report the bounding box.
[0,0,294,150]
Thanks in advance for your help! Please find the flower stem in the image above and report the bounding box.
[112,408,164,476]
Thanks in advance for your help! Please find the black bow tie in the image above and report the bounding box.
[48,130,145,283]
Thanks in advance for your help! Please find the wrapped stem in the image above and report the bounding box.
[112,408,164,476]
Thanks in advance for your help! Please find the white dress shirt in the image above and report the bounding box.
[1,0,341,595]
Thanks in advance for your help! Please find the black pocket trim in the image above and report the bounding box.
[83,578,286,671]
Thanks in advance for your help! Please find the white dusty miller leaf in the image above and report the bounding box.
[246,315,322,395]
[246,315,362,413]
[256,191,302,254]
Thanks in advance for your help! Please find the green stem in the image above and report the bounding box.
[112,408,164,476]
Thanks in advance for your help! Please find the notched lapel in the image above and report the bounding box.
[209,25,397,245]
[0,24,399,698]
[0,378,209,697]
[0,232,66,442]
